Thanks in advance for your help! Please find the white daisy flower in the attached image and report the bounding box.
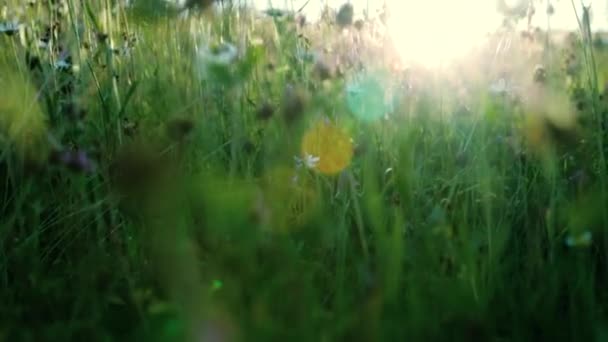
[54,59,71,70]
[195,41,238,80]
[37,39,49,49]
[54,51,74,71]
[303,154,320,169]
[0,20,22,35]
[294,154,320,170]
[197,42,238,66]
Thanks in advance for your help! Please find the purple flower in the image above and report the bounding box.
[55,149,95,173]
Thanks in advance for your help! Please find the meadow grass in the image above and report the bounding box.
[1,1,608,341]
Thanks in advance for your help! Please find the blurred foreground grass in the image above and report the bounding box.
[1,0,608,341]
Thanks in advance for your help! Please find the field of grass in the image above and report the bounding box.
[2,0,608,341]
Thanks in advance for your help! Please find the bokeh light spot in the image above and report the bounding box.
[346,72,393,122]
[301,119,353,175]
[565,231,592,248]
[211,279,223,291]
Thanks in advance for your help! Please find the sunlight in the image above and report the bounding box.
[387,0,501,67]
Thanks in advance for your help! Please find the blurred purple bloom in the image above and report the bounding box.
[56,150,95,173]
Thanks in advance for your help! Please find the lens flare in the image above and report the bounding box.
[301,119,353,175]
[346,72,394,122]
[387,0,497,67]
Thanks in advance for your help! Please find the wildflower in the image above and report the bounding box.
[533,64,546,83]
[121,31,138,54]
[54,58,71,71]
[0,20,21,36]
[294,154,320,170]
[38,24,52,49]
[37,39,49,49]
[54,50,73,72]
[565,230,592,248]
[199,42,238,65]
[52,149,95,173]
[354,19,364,31]
[196,41,238,81]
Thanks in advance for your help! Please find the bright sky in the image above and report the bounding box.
[240,0,608,66]
[246,0,607,31]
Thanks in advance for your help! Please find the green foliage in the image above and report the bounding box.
[1,1,608,341]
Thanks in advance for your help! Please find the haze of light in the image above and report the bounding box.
[251,0,605,66]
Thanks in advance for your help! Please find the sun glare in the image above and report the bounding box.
[387,0,501,67]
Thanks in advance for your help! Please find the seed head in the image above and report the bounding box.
[313,59,333,81]
[167,117,195,141]
[96,32,109,44]
[282,86,308,124]
[297,14,307,28]
[354,19,364,31]
[256,102,274,121]
[533,64,546,84]
[336,3,354,28]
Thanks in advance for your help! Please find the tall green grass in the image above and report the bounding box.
[1,0,608,341]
